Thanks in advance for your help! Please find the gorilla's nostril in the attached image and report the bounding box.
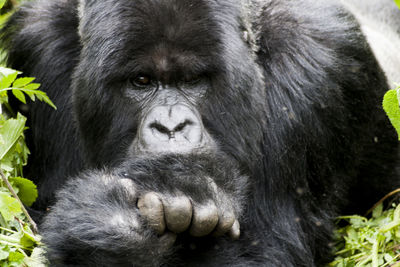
[173,120,193,132]
[149,119,194,137]
[149,122,170,135]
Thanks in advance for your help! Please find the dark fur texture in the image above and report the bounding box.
[1,0,399,266]
[42,153,248,266]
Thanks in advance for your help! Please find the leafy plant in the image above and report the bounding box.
[330,202,400,267]
[0,67,54,266]
[394,0,400,9]
[383,84,400,140]
[0,1,5,9]
[0,67,56,110]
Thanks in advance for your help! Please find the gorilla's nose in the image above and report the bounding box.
[136,104,210,153]
[149,119,194,139]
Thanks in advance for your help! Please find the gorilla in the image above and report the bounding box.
[1,0,400,266]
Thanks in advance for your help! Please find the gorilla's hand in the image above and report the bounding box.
[137,182,240,239]
[126,153,246,239]
[41,153,246,266]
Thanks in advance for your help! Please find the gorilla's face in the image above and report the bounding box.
[130,83,216,155]
[73,0,266,168]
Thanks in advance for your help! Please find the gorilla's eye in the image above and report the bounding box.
[184,75,202,85]
[131,75,152,88]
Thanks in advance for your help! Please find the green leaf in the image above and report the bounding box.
[0,0,6,10]
[13,77,35,88]
[43,97,57,110]
[23,83,40,90]
[349,216,367,228]
[22,224,40,243]
[0,72,18,90]
[372,204,383,218]
[0,192,22,221]
[24,247,48,267]
[0,67,20,78]
[12,89,26,104]
[0,159,14,172]
[395,0,400,9]
[29,249,48,266]
[33,91,57,110]
[0,113,26,160]
[383,89,400,140]
[19,232,36,249]
[8,251,25,264]
[0,248,9,260]
[8,177,38,207]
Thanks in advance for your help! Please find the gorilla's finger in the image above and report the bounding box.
[212,211,235,237]
[189,202,218,237]
[158,232,177,252]
[137,192,165,235]
[229,220,240,240]
[118,177,136,191]
[163,196,192,233]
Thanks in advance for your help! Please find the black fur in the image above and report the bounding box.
[1,0,399,266]
[42,153,248,266]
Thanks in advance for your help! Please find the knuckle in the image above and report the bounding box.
[229,220,241,240]
[189,202,218,237]
[137,192,165,234]
[163,196,192,233]
[214,211,236,236]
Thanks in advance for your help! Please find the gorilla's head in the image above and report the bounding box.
[72,0,266,169]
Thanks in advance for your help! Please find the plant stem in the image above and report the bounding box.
[366,188,400,216]
[0,169,38,234]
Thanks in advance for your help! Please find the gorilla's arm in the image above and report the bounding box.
[41,154,248,266]
[42,171,176,267]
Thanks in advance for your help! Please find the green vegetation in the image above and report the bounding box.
[330,203,400,267]
[383,85,400,140]
[395,0,400,9]
[0,67,54,266]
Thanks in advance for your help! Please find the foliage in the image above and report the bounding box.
[0,67,53,266]
[330,203,400,267]
[383,84,400,140]
[0,67,56,110]
[395,0,400,10]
